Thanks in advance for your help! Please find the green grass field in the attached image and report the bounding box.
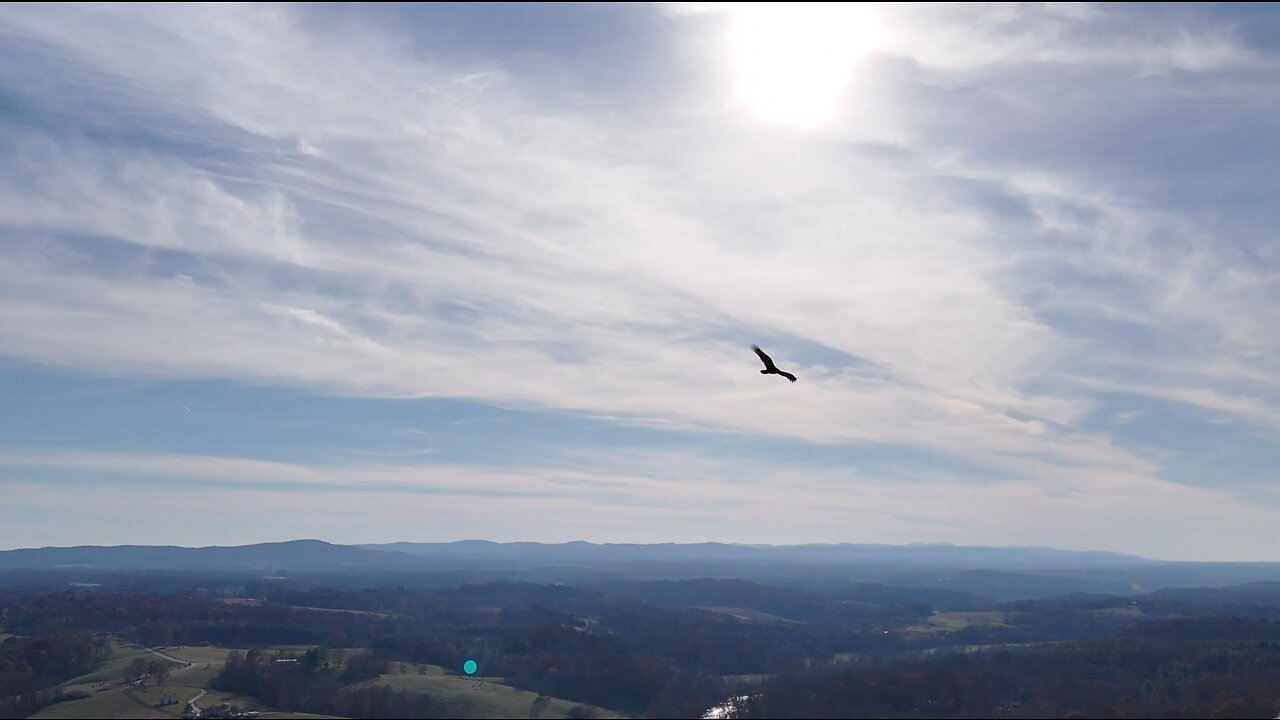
[32,641,623,719]
[918,640,1053,657]
[170,662,222,688]
[370,663,625,719]
[30,686,174,720]
[34,640,215,720]
[697,606,806,625]
[61,642,176,686]
[1088,605,1146,618]
[33,641,337,720]
[151,645,237,666]
[32,685,338,720]
[908,611,1011,636]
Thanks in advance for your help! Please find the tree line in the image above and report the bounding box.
[738,616,1280,719]
[0,633,107,719]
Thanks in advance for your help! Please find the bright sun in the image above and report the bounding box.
[725,2,887,130]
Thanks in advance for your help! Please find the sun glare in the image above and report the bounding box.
[725,2,887,130]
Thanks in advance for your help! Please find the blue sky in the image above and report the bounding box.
[1,3,1278,559]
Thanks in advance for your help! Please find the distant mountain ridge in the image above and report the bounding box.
[0,539,1146,572]
[358,540,1150,568]
[6,540,1280,599]
[0,539,428,572]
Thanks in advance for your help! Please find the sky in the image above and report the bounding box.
[1,3,1278,560]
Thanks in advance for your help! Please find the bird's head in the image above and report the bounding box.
[760,369,769,374]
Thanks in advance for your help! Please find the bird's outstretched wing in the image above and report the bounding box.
[751,344,778,371]
[779,371,797,383]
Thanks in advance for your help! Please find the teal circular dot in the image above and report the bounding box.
[463,659,477,675]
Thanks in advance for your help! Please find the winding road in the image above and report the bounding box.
[138,646,204,716]
[186,688,207,717]
[141,646,194,667]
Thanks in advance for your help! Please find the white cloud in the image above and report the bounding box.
[0,4,1278,556]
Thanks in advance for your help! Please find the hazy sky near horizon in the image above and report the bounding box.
[2,3,1279,560]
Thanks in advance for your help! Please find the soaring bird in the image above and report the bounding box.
[752,345,797,382]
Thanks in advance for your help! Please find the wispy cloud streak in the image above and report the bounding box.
[1,4,1278,556]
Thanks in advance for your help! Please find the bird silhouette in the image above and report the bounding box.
[752,345,797,382]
